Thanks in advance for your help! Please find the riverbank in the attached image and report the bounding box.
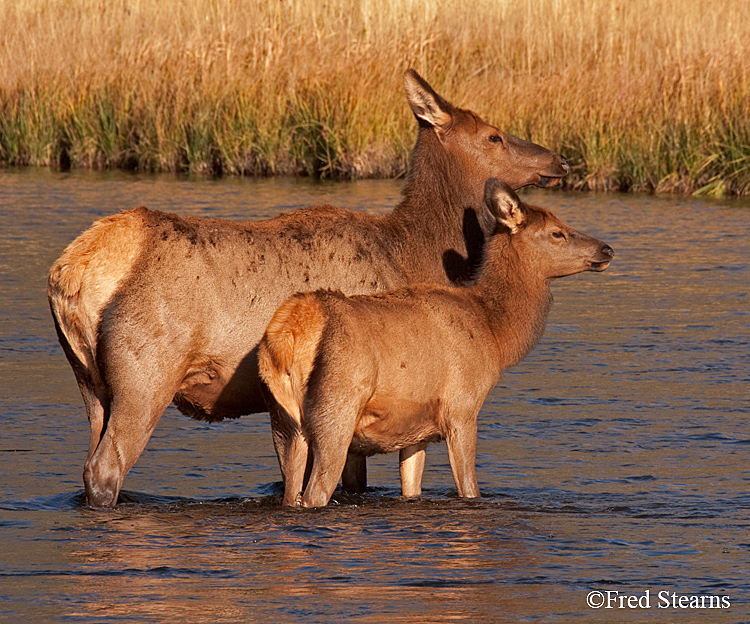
[1,0,748,195]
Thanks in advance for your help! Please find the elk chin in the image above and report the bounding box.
[536,157,569,188]
[536,174,564,188]
[588,260,611,272]
[589,245,614,271]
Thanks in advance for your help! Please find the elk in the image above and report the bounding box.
[258,179,613,507]
[48,70,569,507]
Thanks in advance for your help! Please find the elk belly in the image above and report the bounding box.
[173,362,230,420]
[350,395,444,456]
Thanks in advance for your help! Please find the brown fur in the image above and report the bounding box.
[48,70,569,507]
[259,180,614,507]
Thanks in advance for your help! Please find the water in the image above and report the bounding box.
[1,168,749,623]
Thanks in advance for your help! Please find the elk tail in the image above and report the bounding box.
[258,293,327,426]
[47,208,147,383]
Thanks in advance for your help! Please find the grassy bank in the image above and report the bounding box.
[1,0,749,194]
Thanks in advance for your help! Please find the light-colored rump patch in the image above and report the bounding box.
[258,293,327,425]
[47,208,148,376]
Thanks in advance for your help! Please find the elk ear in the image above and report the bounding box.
[403,69,453,129]
[484,178,525,233]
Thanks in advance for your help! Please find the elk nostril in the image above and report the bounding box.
[560,156,570,173]
[602,245,614,258]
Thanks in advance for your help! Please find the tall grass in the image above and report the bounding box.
[1,0,748,194]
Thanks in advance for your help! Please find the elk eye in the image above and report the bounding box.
[552,231,566,239]
[489,134,503,144]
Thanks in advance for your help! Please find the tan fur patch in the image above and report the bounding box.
[259,293,327,425]
[47,208,147,376]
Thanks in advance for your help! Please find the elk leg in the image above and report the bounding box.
[300,404,359,508]
[282,433,310,506]
[301,439,352,508]
[268,401,313,506]
[274,431,310,507]
[341,452,367,493]
[445,419,480,498]
[83,387,174,508]
[75,375,109,462]
[399,442,428,497]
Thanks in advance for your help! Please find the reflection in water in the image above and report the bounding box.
[1,168,748,623]
[65,498,539,623]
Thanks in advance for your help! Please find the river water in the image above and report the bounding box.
[1,168,748,623]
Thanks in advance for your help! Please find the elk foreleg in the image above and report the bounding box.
[399,441,428,497]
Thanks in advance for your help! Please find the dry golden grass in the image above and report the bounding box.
[1,0,748,193]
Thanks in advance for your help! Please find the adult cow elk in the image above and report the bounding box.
[259,179,613,507]
[48,70,569,507]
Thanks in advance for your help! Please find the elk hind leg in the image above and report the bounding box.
[300,400,361,508]
[84,387,174,508]
[341,452,367,493]
[445,414,480,499]
[270,407,311,506]
[70,368,110,462]
[55,332,110,463]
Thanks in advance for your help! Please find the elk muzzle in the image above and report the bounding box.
[537,155,570,188]
[589,244,615,271]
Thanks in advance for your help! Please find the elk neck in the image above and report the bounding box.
[471,233,554,370]
[383,128,495,283]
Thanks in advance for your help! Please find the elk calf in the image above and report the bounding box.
[259,179,613,507]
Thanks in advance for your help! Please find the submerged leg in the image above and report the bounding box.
[341,452,367,493]
[399,442,428,497]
